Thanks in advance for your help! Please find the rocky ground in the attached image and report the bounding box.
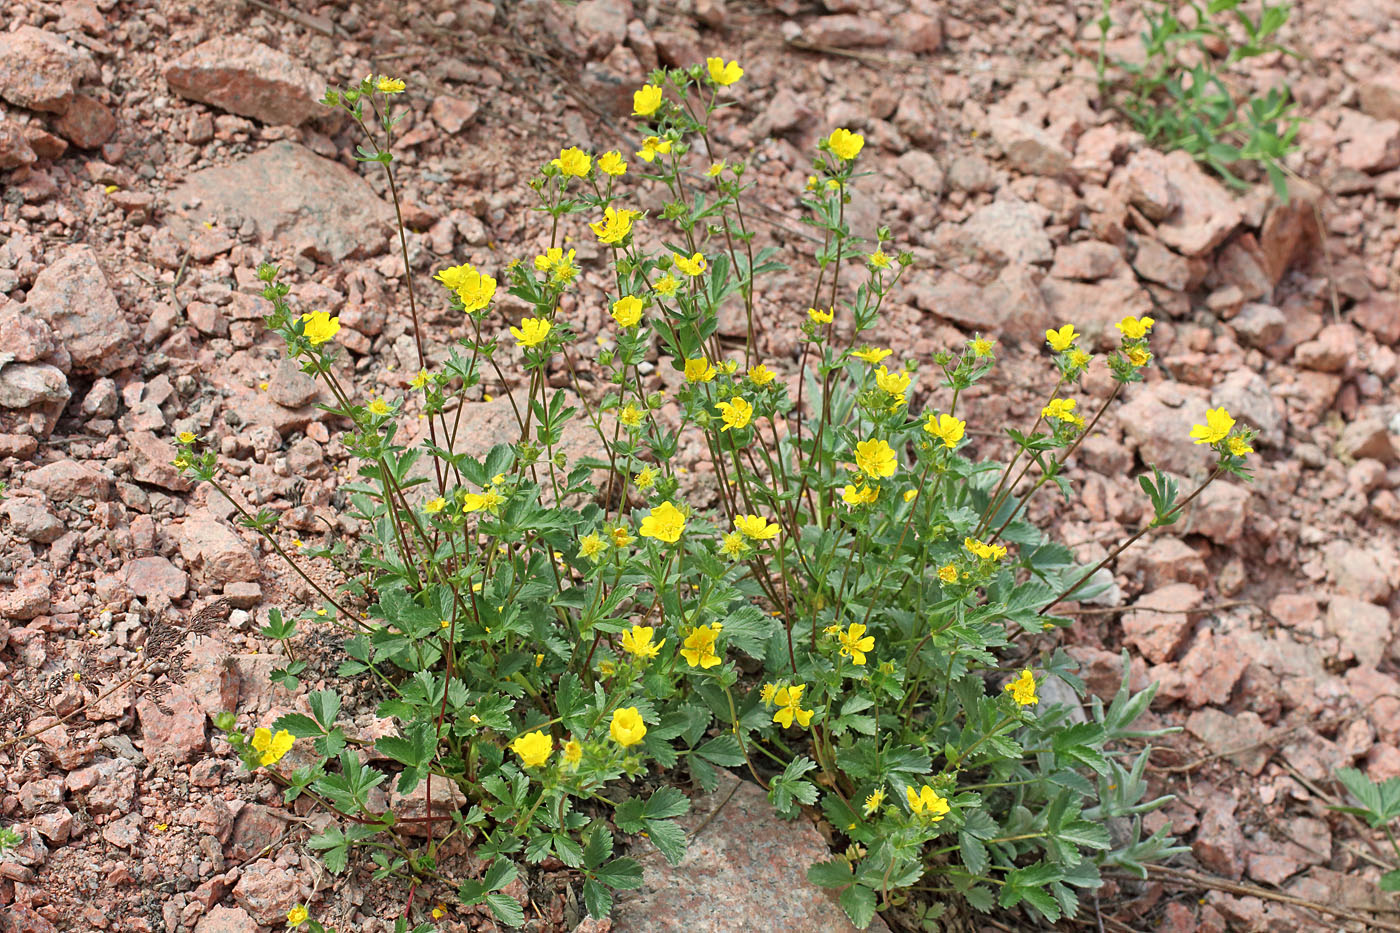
[2,0,1400,930]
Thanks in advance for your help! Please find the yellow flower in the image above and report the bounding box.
[639,501,686,542]
[590,206,639,244]
[411,368,431,390]
[287,904,310,927]
[972,336,995,357]
[424,497,446,515]
[868,249,891,269]
[706,160,726,177]
[747,363,776,386]
[610,707,647,747]
[720,531,748,558]
[636,466,657,489]
[533,247,578,284]
[177,431,197,444]
[808,306,834,324]
[620,403,645,427]
[1041,397,1078,423]
[563,739,583,769]
[937,563,959,584]
[1116,315,1155,339]
[840,483,879,506]
[1190,407,1235,445]
[773,683,813,728]
[621,625,664,659]
[716,396,753,431]
[1005,669,1038,706]
[1069,349,1092,369]
[636,135,673,162]
[706,57,744,85]
[906,785,950,821]
[863,788,885,816]
[376,76,406,94]
[1126,346,1152,368]
[598,150,627,176]
[903,489,918,502]
[828,127,865,161]
[684,357,717,383]
[251,728,294,767]
[681,624,722,668]
[674,252,707,276]
[923,412,966,449]
[609,526,634,548]
[368,397,391,416]
[854,438,897,478]
[612,295,645,328]
[552,146,592,177]
[759,682,777,705]
[874,365,911,398]
[1046,324,1079,352]
[653,273,680,297]
[633,84,664,116]
[511,317,552,348]
[511,730,552,768]
[964,536,1007,561]
[838,623,875,666]
[436,263,497,313]
[579,532,606,561]
[432,905,447,921]
[734,514,779,541]
[299,311,340,346]
[852,347,891,364]
[1228,435,1253,457]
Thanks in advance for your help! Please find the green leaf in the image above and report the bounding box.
[643,786,691,821]
[484,892,525,927]
[644,818,687,866]
[693,734,745,767]
[807,860,854,888]
[960,832,989,875]
[583,878,613,918]
[309,690,341,731]
[1381,869,1400,892]
[273,712,323,738]
[839,884,877,929]
[582,825,613,870]
[595,856,643,890]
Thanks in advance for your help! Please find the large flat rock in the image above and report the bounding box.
[165,142,394,262]
[613,770,889,932]
[163,35,324,126]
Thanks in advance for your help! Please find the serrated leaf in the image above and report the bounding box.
[807,860,854,888]
[485,892,525,927]
[644,818,687,866]
[273,712,323,738]
[960,832,988,875]
[643,786,691,821]
[839,883,877,929]
[595,856,643,890]
[583,877,612,918]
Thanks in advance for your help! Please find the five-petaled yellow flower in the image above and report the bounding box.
[611,295,644,328]
[747,363,776,386]
[177,431,197,444]
[424,497,446,515]
[621,625,664,659]
[964,536,1007,561]
[633,84,664,116]
[838,623,875,666]
[874,365,911,398]
[924,413,966,449]
[706,57,744,85]
[620,403,644,427]
[610,707,648,747]
[808,306,834,324]
[674,252,708,276]
[511,730,552,768]
[854,438,897,478]
[367,397,391,417]
[938,563,959,584]
[511,317,552,348]
[1005,669,1038,706]
[906,785,950,821]
[598,150,627,176]
[636,135,673,162]
[552,146,591,177]
[639,501,686,542]
[287,904,310,927]
[299,311,340,346]
[653,273,680,296]
[706,160,726,177]
[841,483,879,506]
[972,337,995,357]
[1069,348,1092,370]
[734,514,779,541]
[773,683,813,728]
[863,788,885,816]
[1228,435,1253,457]
[590,206,639,244]
[376,75,406,94]
[1126,346,1152,367]
[828,127,865,161]
[411,368,431,390]
[720,531,748,558]
[436,262,497,313]
[716,396,753,431]
[251,727,294,767]
[534,247,578,283]
[684,357,717,383]
[563,739,583,769]
[681,624,722,668]
[852,347,891,364]
[868,249,891,269]
[1041,397,1078,422]
[1116,315,1155,339]
[1046,324,1079,352]
[1190,407,1235,445]
[579,532,606,561]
